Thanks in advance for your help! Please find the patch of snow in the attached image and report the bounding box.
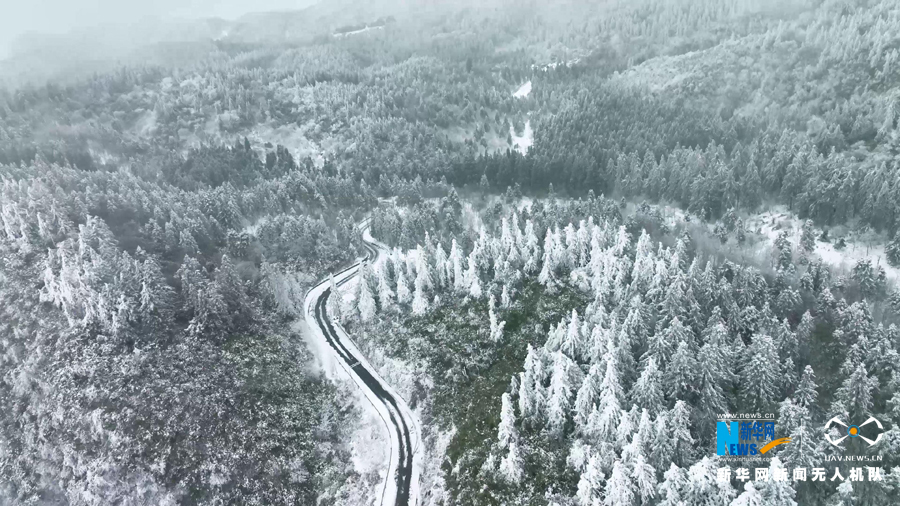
[531,58,581,72]
[744,206,900,283]
[512,81,532,98]
[242,216,270,237]
[335,25,384,37]
[510,120,533,155]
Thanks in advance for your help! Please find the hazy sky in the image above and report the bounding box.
[0,0,317,59]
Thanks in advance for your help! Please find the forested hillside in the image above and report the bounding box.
[3,0,900,504]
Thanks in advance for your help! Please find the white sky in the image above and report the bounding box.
[0,0,317,59]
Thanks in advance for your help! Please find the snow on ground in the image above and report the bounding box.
[512,81,532,98]
[248,123,327,169]
[334,25,384,37]
[294,318,389,506]
[510,120,533,155]
[746,206,900,283]
[643,202,899,284]
[241,216,270,237]
[531,58,581,72]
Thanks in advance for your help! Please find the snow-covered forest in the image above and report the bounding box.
[2,0,900,505]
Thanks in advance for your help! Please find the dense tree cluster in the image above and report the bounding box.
[361,197,900,506]
[0,139,365,503]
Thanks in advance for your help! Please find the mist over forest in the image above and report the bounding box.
[3,1,900,505]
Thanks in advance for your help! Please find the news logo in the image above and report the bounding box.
[716,416,790,456]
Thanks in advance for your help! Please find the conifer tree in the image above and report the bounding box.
[501,284,511,308]
[794,365,818,410]
[488,294,506,341]
[631,446,657,504]
[657,464,687,506]
[741,334,779,412]
[561,309,583,361]
[547,351,575,438]
[666,340,698,400]
[650,412,675,471]
[577,454,604,506]
[696,342,728,430]
[450,239,466,292]
[588,347,624,443]
[669,401,694,468]
[755,458,797,506]
[412,275,429,315]
[396,265,411,304]
[604,459,635,506]
[834,362,878,423]
[497,392,518,449]
[574,364,601,430]
[376,264,395,311]
[629,358,665,416]
[683,458,735,505]
[498,440,524,484]
[357,266,377,322]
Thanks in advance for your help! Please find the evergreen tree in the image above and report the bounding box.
[396,263,411,304]
[657,464,687,506]
[741,334,779,412]
[501,284,511,308]
[412,275,429,315]
[574,364,601,431]
[629,358,665,416]
[376,264,395,311]
[497,392,518,449]
[488,294,506,341]
[547,351,576,438]
[669,401,694,468]
[794,365,818,410]
[834,362,878,423]
[755,458,797,506]
[577,454,604,506]
[800,219,816,254]
[666,340,698,401]
[604,460,635,506]
[357,264,377,322]
[561,309,584,361]
[498,440,524,484]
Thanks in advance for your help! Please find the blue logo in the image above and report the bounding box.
[717,420,787,456]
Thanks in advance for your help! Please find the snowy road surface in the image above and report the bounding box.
[305,221,422,506]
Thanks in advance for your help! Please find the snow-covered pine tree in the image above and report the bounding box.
[547,351,576,438]
[741,333,780,412]
[498,440,524,484]
[629,357,665,416]
[603,459,635,506]
[665,340,698,400]
[356,262,377,322]
[450,239,466,293]
[657,464,687,506]
[412,274,429,315]
[376,263,395,311]
[396,264,411,304]
[576,453,604,506]
[488,294,506,341]
[497,392,518,449]
[561,309,583,361]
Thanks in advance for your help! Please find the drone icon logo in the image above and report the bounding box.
[824,417,883,447]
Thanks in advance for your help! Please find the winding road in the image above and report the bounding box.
[304,221,421,506]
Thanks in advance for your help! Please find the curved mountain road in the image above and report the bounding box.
[304,223,421,506]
